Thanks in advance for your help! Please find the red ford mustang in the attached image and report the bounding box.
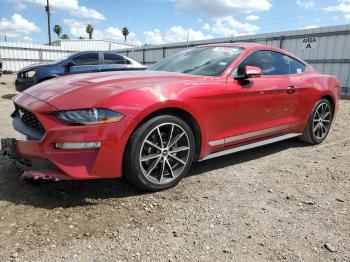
[1,43,340,191]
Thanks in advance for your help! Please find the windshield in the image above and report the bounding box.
[148,47,243,76]
[50,54,72,64]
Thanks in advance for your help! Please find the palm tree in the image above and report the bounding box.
[53,25,62,39]
[86,24,94,39]
[122,27,129,42]
[61,34,70,40]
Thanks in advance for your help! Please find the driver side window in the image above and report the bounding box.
[238,50,291,76]
[72,53,99,66]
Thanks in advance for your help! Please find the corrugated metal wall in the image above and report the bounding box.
[118,24,350,96]
[0,40,133,72]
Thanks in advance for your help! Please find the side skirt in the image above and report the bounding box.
[200,133,301,161]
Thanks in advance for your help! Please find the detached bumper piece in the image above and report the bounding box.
[1,138,30,171]
[1,138,71,182]
[21,170,72,181]
[1,138,18,158]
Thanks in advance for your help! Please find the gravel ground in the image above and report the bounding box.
[0,74,349,261]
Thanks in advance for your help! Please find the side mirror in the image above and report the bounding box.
[245,66,262,78]
[65,61,76,67]
[234,66,262,80]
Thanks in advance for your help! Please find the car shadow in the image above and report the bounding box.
[190,138,308,176]
[0,138,309,209]
[1,94,17,100]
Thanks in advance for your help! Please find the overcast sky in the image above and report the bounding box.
[0,0,349,45]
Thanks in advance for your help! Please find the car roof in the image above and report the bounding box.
[72,51,124,55]
[69,50,127,58]
[198,42,278,50]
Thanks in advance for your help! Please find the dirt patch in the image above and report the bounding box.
[0,74,16,90]
[0,74,349,261]
[1,94,17,100]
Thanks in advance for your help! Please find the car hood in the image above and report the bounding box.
[22,71,207,110]
[18,63,52,72]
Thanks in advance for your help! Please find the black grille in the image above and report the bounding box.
[17,106,45,133]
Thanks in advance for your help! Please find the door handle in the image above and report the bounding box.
[287,86,297,94]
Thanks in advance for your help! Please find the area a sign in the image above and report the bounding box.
[302,37,318,49]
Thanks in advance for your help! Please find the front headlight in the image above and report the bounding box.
[26,70,36,78]
[55,108,124,125]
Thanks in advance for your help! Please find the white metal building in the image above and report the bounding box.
[0,39,134,72]
[50,39,133,51]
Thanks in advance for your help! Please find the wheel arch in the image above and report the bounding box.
[126,106,203,162]
[320,94,336,117]
[320,94,335,113]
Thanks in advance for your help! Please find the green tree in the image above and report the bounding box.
[79,36,85,39]
[61,34,70,40]
[122,27,129,42]
[53,24,62,39]
[86,24,94,39]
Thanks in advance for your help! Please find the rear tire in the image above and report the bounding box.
[123,115,195,191]
[299,99,333,144]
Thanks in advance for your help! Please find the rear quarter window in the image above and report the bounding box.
[289,58,307,74]
[103,53,131,65]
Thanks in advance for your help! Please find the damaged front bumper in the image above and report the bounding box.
[1,138,71,181]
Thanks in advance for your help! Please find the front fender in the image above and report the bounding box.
[124,100,207,159]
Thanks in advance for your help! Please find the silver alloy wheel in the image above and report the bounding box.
[313,102,332,140]
[139,123,191,184]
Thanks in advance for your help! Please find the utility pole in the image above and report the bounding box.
[186,29,190,48]
[45,0,51,45]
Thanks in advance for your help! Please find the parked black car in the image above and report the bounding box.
[15,51,147,91]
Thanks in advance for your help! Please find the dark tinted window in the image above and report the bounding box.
[289,57,307,74]
[238,51,291,76]
[72,53,99,65]
[103,53,131,64]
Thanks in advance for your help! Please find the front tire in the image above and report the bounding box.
[299,99,333,144]
[123,115,195,191]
